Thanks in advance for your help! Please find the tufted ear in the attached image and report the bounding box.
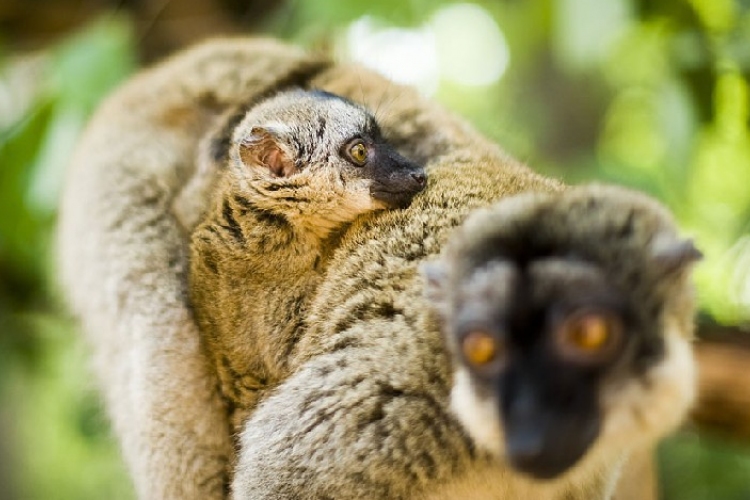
[651,236,703,275]
[238,126,297,177]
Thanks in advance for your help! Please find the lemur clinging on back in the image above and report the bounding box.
[188,89,426,430]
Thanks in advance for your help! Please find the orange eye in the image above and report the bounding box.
[557,312,621,362]
[461,331,498,367]
[347,141,367,165]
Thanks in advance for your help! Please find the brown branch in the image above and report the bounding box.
[691,321,750,443]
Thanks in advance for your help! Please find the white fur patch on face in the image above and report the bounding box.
[450,368,504,457]
[447,324,694,494]
[262,173,377,240]
[341,178,379,213]
[599,328,695,451]
[447,366,624,498]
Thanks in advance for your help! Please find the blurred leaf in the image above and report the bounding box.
[0,13,137,500]
[687,0,736,33]
[604,20,673,87]
[0,101,55,277]
[660,433,750,500]
[49,14,136,114]
[27,105,86,216]
[10,315,134,500]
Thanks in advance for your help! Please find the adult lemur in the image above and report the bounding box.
[421,186,698,493]
[57,38,698,500]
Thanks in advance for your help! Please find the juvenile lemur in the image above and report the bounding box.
[189,89,425,430]
[57,39,336,500]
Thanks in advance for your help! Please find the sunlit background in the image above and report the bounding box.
[1,0,749,499]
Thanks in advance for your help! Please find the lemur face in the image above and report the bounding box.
[230,89,426,218]
[338,129,426,209]
[424,186,700,479]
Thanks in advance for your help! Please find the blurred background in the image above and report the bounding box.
[1,0,750,498]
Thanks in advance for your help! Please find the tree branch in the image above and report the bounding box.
[691,320,750,443]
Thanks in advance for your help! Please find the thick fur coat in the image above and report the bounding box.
[57,38,694,500]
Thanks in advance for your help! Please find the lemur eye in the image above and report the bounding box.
[461,330,499,367]
[556,312,622,363]
[346,140,368,166]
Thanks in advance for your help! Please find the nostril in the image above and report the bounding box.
[411,172,426,186]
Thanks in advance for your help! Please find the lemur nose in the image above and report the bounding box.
[411,172,426,186]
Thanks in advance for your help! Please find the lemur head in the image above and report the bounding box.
[423,185,700,480]
[225,89,425,235]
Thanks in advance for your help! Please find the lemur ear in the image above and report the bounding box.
[238,126,297,177]
[651,236,702,275]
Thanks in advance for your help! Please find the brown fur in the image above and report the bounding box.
[56,37,694,500]
[189,89,425,432]
[57,37,488,499]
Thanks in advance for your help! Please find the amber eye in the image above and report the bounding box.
[461,331,498,367]
[347,141,368,166]
[556,312,621,362]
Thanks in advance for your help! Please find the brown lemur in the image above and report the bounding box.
[189,88,426,430]
[231,184,699,500]
[56,37,696,500]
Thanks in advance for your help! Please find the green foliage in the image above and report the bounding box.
[659,433,750,500]
[0,13,136,500]
[0,13,135,296]
[9,316,135,500]
[272,0,434,39]
[444,0,750,326]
